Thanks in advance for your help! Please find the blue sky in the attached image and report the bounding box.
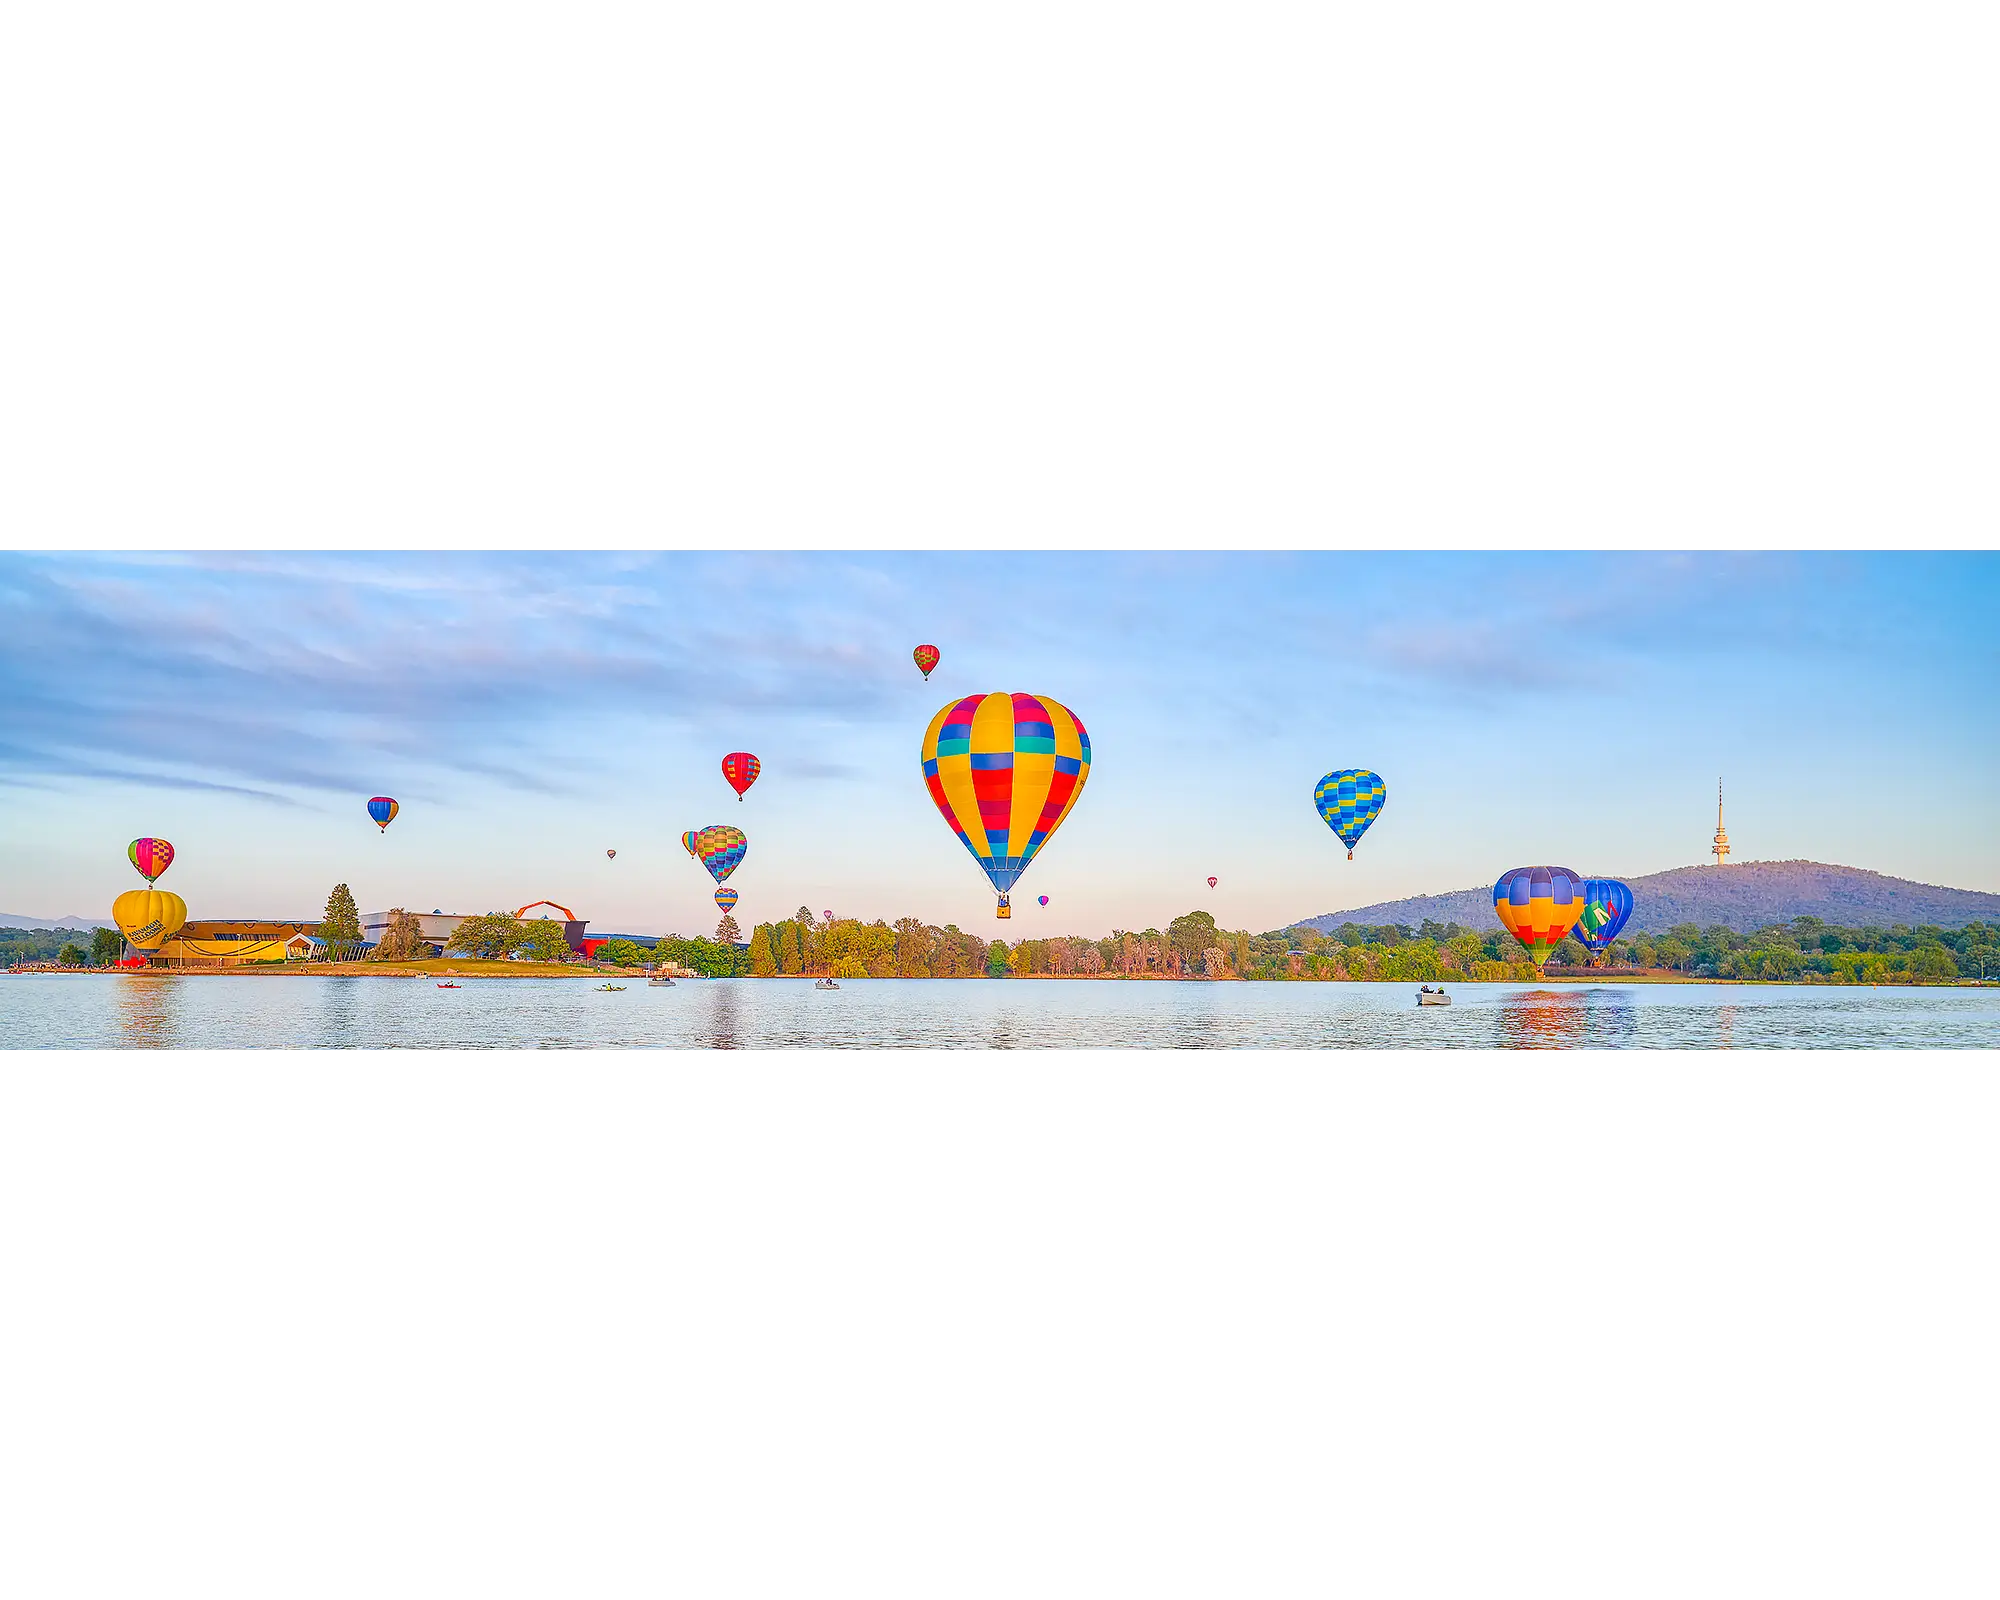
[3,551,1994,936]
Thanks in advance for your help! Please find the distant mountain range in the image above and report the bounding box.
[1294,862,2000,936]
[0,914,117,931]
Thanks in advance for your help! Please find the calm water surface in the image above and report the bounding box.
[5,975,1997,1049]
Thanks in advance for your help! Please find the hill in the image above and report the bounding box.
[0,913,116,931]
[1294,861,2000,936]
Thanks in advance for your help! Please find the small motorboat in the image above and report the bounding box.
[595,983,626,992]
[815,977,840,990]
[1417,986,1451,1006]
[648,974,675,986]
[436,982,462,989]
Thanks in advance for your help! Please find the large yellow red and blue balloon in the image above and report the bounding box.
[688,825,747,884]
[714,887,738,912]
[1493,866,1589,969]
[1575,878,1634,963]
[920,691,1091,917]
[721,752,760,801]
[127,837,175,883]
[367,796,399,832]
[1314,769,1385,859]
[913,644,940,680]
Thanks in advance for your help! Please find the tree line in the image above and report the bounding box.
[736,909,1996,984]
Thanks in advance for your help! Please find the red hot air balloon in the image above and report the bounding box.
[1207,876,1218,889]
[913,644,940,680]
[721,752,760,801]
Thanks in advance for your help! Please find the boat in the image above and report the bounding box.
[595,983,626,992]
[436,982,462,989]
[1417,986,1451,1006]
[648,974,675,986]
[815,977,840,990]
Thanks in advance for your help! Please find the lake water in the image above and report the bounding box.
[4,974,1997,1048]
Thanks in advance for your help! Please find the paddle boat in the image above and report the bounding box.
[595,983,626,992]
[1417,986,1451,1006]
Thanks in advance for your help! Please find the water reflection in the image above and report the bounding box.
[1495,989,1591,1049]
[116,975,183,1048]
[1581,986,1639,1046]
[314,977,364,1046]
[705,979,742,1049]
[1714,1005,1738,1050]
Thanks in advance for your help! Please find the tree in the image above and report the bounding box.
[714,913,741,944]
[1168,910,1218,969]
[370,908,430,962]
[749,924,778,976]
[57,942,87,966]
[518,920,576,963]
[90,926,122,967]
[596,937,644,966]
[446,912,523,961]
[320,882,364,962]
[1907,944,1959,982]
[987,939,1011,977]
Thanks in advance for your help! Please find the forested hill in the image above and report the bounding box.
[1295,861,2000,936]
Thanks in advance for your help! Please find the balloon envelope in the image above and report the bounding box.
[1207,876,1218,888]
[681,831,701,858]
[367,796,399,831]
[714,887,738,912]
[113,888,187,953]
[606,849,617,860]
[1314,770,1386,858]
[920,692,1091,912]
[1575,878,1635,959]
[1493,866,1589,969]
[689,825,747,884]
[127,837,175,883]
[913,644,940,680]
[1038,895,1049,906]
[721,752,761,801]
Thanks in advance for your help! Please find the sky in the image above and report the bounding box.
[2,550,1995,938]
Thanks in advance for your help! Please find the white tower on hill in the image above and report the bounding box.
[1712,779,1731,866]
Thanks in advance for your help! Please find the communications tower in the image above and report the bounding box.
[1711,780,1731,866]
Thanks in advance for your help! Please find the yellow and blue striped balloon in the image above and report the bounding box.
[1314,769,1386,858]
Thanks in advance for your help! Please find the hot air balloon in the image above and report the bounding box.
[606,849,617,860]
[688,825,747,884]
[1038,895,1049,906]
[920,692,1091,918]
[127,838,175,884]
[1574,878,1635,965]
[1493,866,1589,971]
[682,831,701,858]
[1207,876,1218,889]
[715,887,738,913]
[721,752,761,802]
[113,888,187,955]
[367,796,399,832]
[1314,770,1385,859]
[823,910,835,923]
[913,644,940,680]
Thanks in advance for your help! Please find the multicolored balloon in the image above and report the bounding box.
[682,831,701,858]
[367,796,399,832]
[606,849,617,860]
[714,887,738,913]
[687,825,747,884]
[913,644,940,680]
[127,837,175,884]
[920,692,1092,917]
[1314,770,1386,859]
[721,752,761,802]
[1574,878,1635,963]
[1493,866,1589,970]
[1038,895,1049,906]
